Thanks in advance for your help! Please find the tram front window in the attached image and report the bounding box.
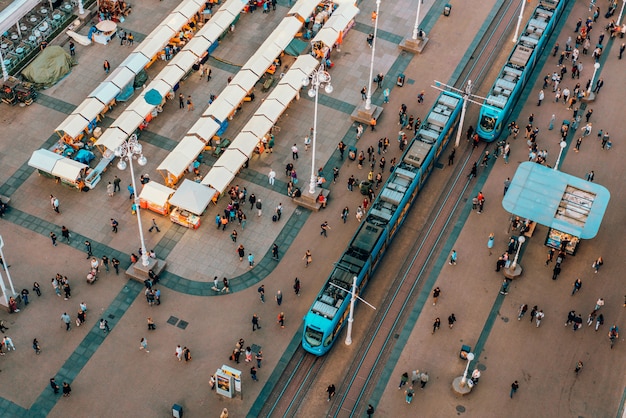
[304,326,323,347]
[480,115,497,132]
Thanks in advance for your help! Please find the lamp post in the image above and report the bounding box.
[0,236,16,307]
[454,80,472,147]
[587,62,601,96]
[365,0,381,111]
[0,49,8,81]
[411,0,422,40]
[554,140,567,171]
[328,277,376,346]
[302,63,333,196]
[460,352,475,387]
[510,235,526,270]
[114,134,149,267]
[512,0,526,42]
[78,0,85,15]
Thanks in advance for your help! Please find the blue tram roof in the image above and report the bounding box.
[502,162,610,239]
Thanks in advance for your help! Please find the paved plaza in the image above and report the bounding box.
[0,0,624,417]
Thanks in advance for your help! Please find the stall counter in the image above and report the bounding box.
[170,207,200,229]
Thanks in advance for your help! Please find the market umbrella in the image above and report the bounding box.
[144,89,163,106]
[96,20,117,33]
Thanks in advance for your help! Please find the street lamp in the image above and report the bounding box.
[460,352,475,387]
[454,80,472,147]
[365,0,381,111]
[411,0,422,40]
[114,134,150,267]
[554,140,567,171]
[587,62,601,96]
[510,235,526,270]
[328,276,376,346]
[302,63,333,195]
[512,0,526,42]
[0,236,16,307]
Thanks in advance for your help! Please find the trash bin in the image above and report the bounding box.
[360,181,371,195]
[172,404,183,418]
[443,4,451,16]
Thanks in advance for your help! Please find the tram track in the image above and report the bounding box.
[258,1,522,416]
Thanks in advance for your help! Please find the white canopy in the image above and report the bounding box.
[313,27,339,49]
[218,84,247,108]
[172,0,204,19]
[89,82,121,104]
[169,179,216,215]
[229,131,260,157]
[271,17,303,50]
[204,95,234,123]
[157,136,205,177]
[211,7,238,31]
[243,114,273,138]
[268,83,298,107]
[158,64,185,88]
[0,0,39,37]
[119,52,150,74]
[126,94,156,119]
[28,149,64,173]
[162,12,189,33]
[188,117,220,143]
[256,98,286,124]
[108,66,136,90]
[136,26,176,59]
[51,158,88,181]
[229,69,258,92]
[243,53,273,77]
[71,97,104,123]
[139,181,175,206]
[200,18,229,42]
[95,127,129,151]
[170,50,198,73]
[55,114,89,139]
[215,148,247,173]
[258,42,284,63]
[222,0,247,16]
[288,0,320,20]
[146,79,173,99]
[113,111,145,135]
[185,35,212,57]
[201,166,235,194]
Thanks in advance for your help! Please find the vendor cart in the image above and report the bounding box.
[2,77,37,106]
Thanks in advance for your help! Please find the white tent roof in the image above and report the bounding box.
[334,3,360,20]
[170,50,198,73]
[71,97,104,122]
[137,26,176,59]
[222,0,247,16]
[229,132,260,157]
[185,35,212,57]
[288,54,319,77]
[188,117,220,143]
[256,98,287,124]
[158,65,185,88]
[169,179,216,215]
[203,95,234,123]
[271,17,303,50]
[243,114,273,138]
[258,42,284,63]
[229,69,258,92]
[162,12,189,33]
[95,127,129,151]
[55,114,89,139]
[215,148,247,172]
[268,83,298,106]
[51,158,88,181]
[288,0,320,20]
[218,85,247,108]
[313,27,339,49]
[157,136,205,176]
[108,66,136,90]
[113,111,145,135]
[211,7,238,31]
[126,95,156,119]
[138,181,175,206]
[89,82,121,104]
[172,0,204,19]
[200,19,228,42]
[243,53,273,77]
[119,52,150,74]
[146,79,173,99]
[201,166,235,194]
[28,149,64,173]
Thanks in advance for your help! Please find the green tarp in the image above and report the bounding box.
[21,46,75,88]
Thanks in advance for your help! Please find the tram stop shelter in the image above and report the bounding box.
[502,162,610,254]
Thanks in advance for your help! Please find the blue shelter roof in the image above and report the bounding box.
[502,162,610,239]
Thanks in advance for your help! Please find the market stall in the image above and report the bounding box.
[188,116,220,144]
[157,136,206,186]
[201,166,236,196]
[228,131,260,158]
[168,179,217,228]
[28,149,89,189]
[91,20,117,45]
[28,149,64,178]
[139,181,175,215]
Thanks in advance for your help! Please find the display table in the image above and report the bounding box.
[170,207,200,229]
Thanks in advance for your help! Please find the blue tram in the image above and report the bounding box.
[476,0,566,142]
[302,92,463,355]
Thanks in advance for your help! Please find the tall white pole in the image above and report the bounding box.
[512,0,526,42]
[554,140,567,171]
[411,0,422,40]
[365,0,381,111]
[0,49,8,81]
[510,236,526,269]
[618,0,625,25]
[127,152,149,267]
[0,236,16,305]
[460,352,475,387]
[454,80,472,147]
[345,276,358,345]
[309,83,319,195]
[587,62,601,95]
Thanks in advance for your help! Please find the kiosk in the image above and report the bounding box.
[139,181,175,215]
[168,179,216,229]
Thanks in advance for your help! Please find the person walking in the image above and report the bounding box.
[518,304,528,320]
[148,218,160,233]
[293,278,301,296]
[432,287,440,305]
[487,233,495,255]
[592,256,603,273]
[256,199,263,217]
[398,372,409,389]
[250,366,258,381]
[33,338,41,354]
[448,149,455,166]
[537,89,544,106]
[291,144,299,160]
[510,381,519,398]
[320,221,331,237]
[248,253,255,268]
[61,226,71,243]
[529,305,538,323]
[252,314,261,331]
[594,298,604,311]
[139,337,149,353]
[419,371,429,389]
[186,95,194,111]
[99,318,110,333]
[112,258,120,275]
[275,290,282,306]
[103,60,110,73]
[268,168,276,185]
[61,312,71,331]
[255,350,263,368]
[258,285,265,303]
[448,314,456,329]
[272,244,279,260]
[147,317,155,330]
[277,312,285,328]
[432,317,441,334]
[327,384,336,401]
[33,282,42,297]
[50,195,60,213]
[50,378,60,394]
[535,310,545,327]
[303,250,312,267]
[127,184,134,200]
[367,404,375,417]
[110,218,118,233]
[571,278,582,295]
[449,250,457,265]
[50,232,57,246]
[341,207,349,223]
[405,386,414,404]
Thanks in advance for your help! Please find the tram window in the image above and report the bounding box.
[305,327,323,346]
[480,115,496,132]
[324,334,333,347]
